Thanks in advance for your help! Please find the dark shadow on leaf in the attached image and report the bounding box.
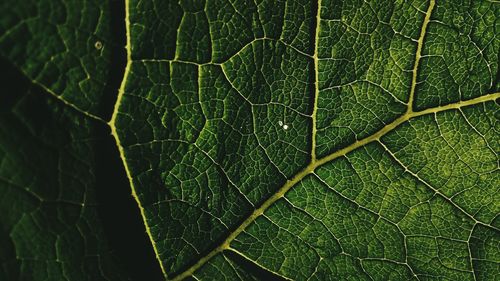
[94,129,165,281]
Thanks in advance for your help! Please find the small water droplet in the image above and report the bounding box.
[94,41,103,50]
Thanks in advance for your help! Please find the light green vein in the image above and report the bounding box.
[311,0,322,161]
[407,0,435,113]
[108,0,167,277]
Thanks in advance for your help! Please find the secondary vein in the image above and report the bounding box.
[407,0,435,113]
[311,0,322,161]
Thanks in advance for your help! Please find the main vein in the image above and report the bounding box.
[108,0,168,277]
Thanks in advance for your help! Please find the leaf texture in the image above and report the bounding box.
[1,0,499,280]
[0,63,128,280]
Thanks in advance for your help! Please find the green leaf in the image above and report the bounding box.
[0,64,128,280]
[0,0,124,118]
[1,0,499,280]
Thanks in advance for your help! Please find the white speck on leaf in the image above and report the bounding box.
[94,41,103,50]
[283,124,289,130]
[278,121,283,127]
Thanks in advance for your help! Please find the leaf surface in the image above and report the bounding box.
[1,0,499,280]
[0,63,129,280]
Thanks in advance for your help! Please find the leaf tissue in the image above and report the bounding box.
[0,0,499,280]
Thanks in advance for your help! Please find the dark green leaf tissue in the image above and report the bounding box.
[0,0,499,280]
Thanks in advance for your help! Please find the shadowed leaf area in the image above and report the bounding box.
[0,0,499,280]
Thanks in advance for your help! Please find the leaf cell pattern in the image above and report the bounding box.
[0,0,499,280]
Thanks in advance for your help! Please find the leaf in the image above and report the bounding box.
[0,62,128,280]
[0,0,125,118]
[1,0,499,280]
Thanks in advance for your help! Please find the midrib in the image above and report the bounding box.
[105,0,500,280]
